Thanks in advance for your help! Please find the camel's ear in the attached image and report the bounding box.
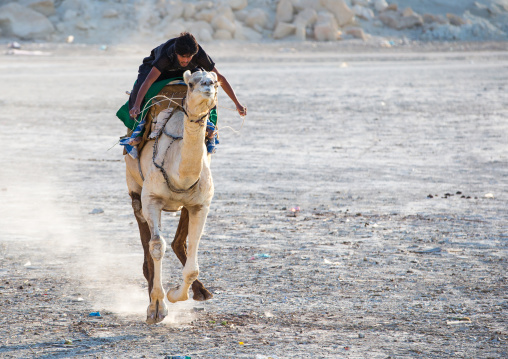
[209,71,218,82]
[183,70,192,85]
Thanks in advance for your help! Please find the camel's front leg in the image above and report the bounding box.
[167,205,209,303]
[142,195,169,324]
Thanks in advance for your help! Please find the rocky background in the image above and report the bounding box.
[0,0,507,45]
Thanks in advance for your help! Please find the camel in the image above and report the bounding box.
[124,69,218,324]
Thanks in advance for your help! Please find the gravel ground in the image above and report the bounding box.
[0,41,507,358]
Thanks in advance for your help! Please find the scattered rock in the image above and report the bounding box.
[353,5,374,20]
[75,20,89,31]
[245,8,270,31]
[321,0,355,27]
[446,13,468,26]
[385,3,398,12]
[102,8,118,18]
[226,0,248,11]
[164,20,186,39]
[314,12,340,41]
[195,0,213,12]
[214,29,233,40]
[234,23,263,41]
[291,0,323,12]
[373,0,388,12]
[276,0,294,24]
[162,2,184,20]
[183,3,196,20]
[188,21,214,42]
[0,2,55,39]
[273,22,296,39]
[379,9,423,30]
[345,27,369,40]
[294,8,318,27]
[19,0,56,17]
[211,15,236,33]
[423,13,448,25]
[194,8,216,23]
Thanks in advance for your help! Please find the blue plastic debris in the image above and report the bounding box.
[89,312,101,317]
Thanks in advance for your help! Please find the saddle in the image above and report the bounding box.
[137,82,187,153]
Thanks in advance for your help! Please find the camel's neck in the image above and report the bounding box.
[177,99,211,188]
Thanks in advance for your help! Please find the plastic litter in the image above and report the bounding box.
[8,42,21,49]
[89,208,104,214]
[165,356,191,359]
[447,316,471,325]
[255,253,271,259]
[89,312,101,317]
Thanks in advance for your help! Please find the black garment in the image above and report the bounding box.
[129,38,215,111]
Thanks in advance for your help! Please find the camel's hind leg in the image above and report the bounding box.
[129,192,154,295]
[171,207,213,301]
[167,205,209,303]
[141,192,169,324]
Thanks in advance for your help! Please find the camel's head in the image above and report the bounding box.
[183,70,218,114]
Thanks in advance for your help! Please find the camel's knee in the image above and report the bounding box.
[149,235,166,261]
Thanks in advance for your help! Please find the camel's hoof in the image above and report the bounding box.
[146,300,168,325]
[192,281,213,301]
[167,285,188,303]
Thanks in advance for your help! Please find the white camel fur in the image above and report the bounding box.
[125,69,218,324]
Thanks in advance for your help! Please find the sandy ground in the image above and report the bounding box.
[0,41,507,358]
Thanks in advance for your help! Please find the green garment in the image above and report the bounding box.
[116,77,217,131]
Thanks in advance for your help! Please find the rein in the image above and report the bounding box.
[151,95,211,194]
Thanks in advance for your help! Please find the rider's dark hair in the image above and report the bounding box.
[175,32,199,56]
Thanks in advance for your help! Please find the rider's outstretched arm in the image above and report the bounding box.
[129,67,161,118]
[212,67,247,116]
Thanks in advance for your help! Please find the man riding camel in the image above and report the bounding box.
[120,32,247,158]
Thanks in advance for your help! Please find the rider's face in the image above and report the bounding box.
[176,53,193,67]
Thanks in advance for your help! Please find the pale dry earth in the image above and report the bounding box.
[0,41,507,358]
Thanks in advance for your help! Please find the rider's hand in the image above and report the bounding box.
[236,104,247,117]
[129,105,141,119]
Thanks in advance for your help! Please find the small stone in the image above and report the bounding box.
[447,13,467,26]
[358,332,365,338]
